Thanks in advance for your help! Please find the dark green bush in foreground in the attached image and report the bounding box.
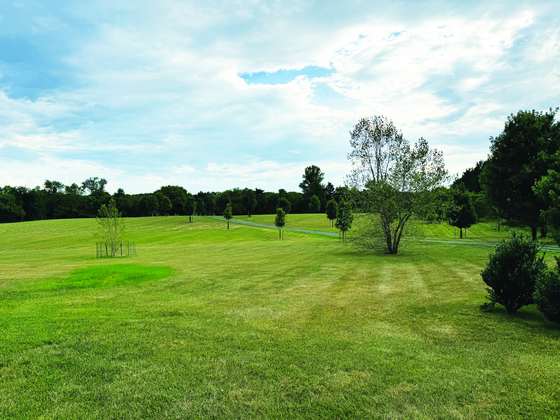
[481,231,547,313]
[534,256,560,324]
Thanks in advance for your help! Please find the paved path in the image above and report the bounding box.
[209,216,339,237]
[207,216,560,251]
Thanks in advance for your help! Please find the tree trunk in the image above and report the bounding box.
[540,224,547,238]
[531,225,538,240]
[227,221,229,230]
[459,228,463,239]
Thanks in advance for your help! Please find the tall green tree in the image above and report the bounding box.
[446,188,478,238]
[278,196,291,214]
[244,188,257,217]
[347,115,448,254]
[309,195,321,213]
[223,203,233,229]
[481,108,560,239]
[299,165,324,195]
[326,199,337,227]
[534,167,560,245]
[335,200,353,241]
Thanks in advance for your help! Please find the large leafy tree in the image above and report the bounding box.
[156,185,187,215]
[347,115,447,254]
[481,108,560,239]
[299,165,324,195]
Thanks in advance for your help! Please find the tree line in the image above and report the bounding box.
[0,169,347,223]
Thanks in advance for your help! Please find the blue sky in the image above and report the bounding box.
[1,0,559,194]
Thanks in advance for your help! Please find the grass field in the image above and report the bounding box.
[1,215,559,419]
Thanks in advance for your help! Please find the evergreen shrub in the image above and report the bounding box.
[534,257,560,324]
[481,231,547,313]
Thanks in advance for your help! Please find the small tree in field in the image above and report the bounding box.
[534,257,560,324]
[326,199,337,227]
[275,207,286,238]
[335,200,353,241]
[96,199,125,257]
[447,188,478,238]
[223,203,233,229]
[309,195,321,213]
[184,195,196,222]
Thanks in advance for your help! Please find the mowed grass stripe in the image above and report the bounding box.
[1,215,559,418]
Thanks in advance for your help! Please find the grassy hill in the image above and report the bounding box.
[1,215,559,418]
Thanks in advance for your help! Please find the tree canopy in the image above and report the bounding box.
[481,108,560,239]
[347,116,448,254]
[299,165,324,195]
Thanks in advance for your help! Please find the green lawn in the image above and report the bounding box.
[1,216,559,419]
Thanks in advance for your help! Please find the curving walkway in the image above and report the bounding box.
[207,216,560,251]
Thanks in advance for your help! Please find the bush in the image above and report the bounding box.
[480,231,547,313]
[534,257,560,324]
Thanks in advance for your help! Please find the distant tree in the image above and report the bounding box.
[155,193,172,215]
[275,207,286,238]
[325,182,335,202]
[140,195,159,216]
[156,185,187,215]
[326,199,338,227]
[452,160,485,193]
[334,186,348,203]
[44,180,65,195]
[278,196,291,214]
[196,197,205,215]
[223,203,233,229]
[335,200,353,241]
[481,108,560,239]
[215,193,231,215]
[299,165,324,194]
[534,168,560,245]
[184,195,196,222]
[82,177,107,195]
[204,194,216,215]
[96,199,125,258]
[446,188,478,238]
[0,193,25,222]
[244,188,257,217]
[309,195,321,213]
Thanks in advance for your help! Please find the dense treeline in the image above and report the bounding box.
[0,169,348,223]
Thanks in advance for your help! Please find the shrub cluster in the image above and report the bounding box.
[481,231,560,325]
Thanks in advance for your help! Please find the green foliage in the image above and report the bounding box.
[533,168,560,245]
[275,207,286,238]
[325,199,337,226]
[0,193,25,222]
[446,188,478,238]
[184,194,196,222]
[481,108,560,239]
[334,200,353,240]
[155,193,172,215]
[309,195,321,213]
[96,199,126,258]
[243,188,257,217]
[299,165,324,194]
[480,231,547,313]
[347,115,448,254]
[223,203,233,229]
[533,257,560,324]
[452,160,485,193]
[278,196,291,214]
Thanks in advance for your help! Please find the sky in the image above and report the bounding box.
[0,0,559,194]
